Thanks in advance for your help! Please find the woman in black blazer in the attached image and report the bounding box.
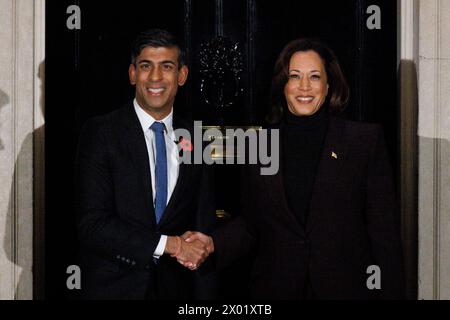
[185,38,405,300]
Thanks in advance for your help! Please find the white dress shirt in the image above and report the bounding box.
[133,99,180,258]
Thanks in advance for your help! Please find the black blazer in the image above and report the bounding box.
[212,116,405,300]
[75,103,216,299]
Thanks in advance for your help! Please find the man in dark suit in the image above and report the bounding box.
[76,29,215,299]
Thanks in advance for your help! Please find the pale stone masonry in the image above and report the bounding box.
[0,0,448,300]
[0,0,45,300]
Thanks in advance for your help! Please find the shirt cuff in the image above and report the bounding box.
[153,235,168,259]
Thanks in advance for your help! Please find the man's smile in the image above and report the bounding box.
[146,87,165,96]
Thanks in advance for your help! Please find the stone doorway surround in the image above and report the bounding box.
[0,0,448,300]
[399,0,450,300]
[0,0,45,300]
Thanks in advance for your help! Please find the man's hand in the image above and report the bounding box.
[181,231,214,254]
[175,231,214,270]
[165,236,210,270]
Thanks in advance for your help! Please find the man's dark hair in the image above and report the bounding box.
[266,38,350,124]
[131,29,186,68]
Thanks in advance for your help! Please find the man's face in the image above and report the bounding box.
[129,46,188,119]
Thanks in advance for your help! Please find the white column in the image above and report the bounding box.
[0,0,45,300]
[417,0,450,300]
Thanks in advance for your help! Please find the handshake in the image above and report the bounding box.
[165,231,214,271]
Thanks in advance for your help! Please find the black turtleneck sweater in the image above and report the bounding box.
[282,107,329,226]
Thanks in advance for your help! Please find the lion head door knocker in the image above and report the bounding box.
[199,37,244,114]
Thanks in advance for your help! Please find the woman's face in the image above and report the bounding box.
[284,50,329,117]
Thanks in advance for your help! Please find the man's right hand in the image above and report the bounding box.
[165,235,211,270]
[177,231,214,270]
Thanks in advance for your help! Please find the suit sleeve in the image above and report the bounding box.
[365,126,405,299]
[75,118,161,267]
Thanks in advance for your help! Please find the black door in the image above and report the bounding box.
[45,0,398,299]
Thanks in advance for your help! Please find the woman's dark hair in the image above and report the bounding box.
[266,38,349,124]
[131,28,186,68]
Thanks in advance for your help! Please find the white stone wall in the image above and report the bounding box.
[0,0,45,300]
[417,0,450,300]
[0,0,448,301]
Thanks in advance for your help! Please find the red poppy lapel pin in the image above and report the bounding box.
[179,137,193,152]
[174,136,193,158]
